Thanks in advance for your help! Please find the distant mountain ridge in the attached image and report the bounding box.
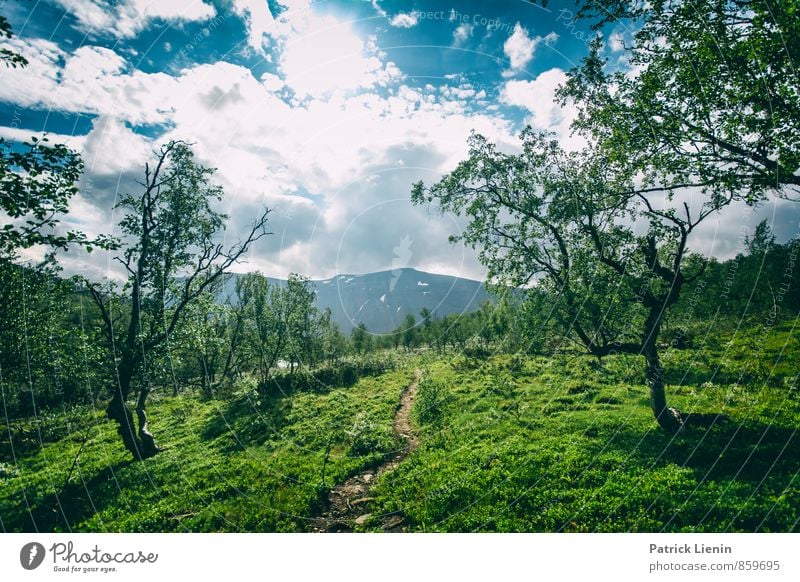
[223,268,493,334]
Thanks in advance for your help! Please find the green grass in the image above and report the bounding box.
[1,369,413,532]
[369,324,800,532]
[2,323,798,532]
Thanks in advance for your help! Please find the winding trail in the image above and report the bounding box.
[309,369,421,532]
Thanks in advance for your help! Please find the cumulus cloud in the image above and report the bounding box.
[230,1,402,98]
[0,39,179,125]
[504,23,537,70]
[0,31,516,280]
[499,67,583,150]
[389,11,420,28]
[452,23,473,45]
[0,125,84,150]
[279,21,402,98]
[188,80,513,279]
[502,23,558,76]
[439,83,486,101]
[231,0,286,54]
[81,116,152,177]
[51,0,216,38]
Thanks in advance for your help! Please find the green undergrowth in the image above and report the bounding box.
[0,369,413,532]
[369,323,800,532]
[2,323,798,532]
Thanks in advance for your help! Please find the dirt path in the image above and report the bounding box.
[308,369,421,532]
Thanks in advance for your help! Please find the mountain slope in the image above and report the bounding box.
[314,268,492,334]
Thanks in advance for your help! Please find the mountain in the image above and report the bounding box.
[312,268,493,334]
[222,268,493,334]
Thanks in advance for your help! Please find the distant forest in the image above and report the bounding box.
[2,220,797,418]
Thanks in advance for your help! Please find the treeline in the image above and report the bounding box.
[0,264,370,416]
[670,224,800,325]
[2,223,796,418]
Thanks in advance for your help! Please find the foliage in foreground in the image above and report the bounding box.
[370,325,800,532]
[2,323,798,532]
[0,370,411,532]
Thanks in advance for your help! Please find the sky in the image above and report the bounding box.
[1,0,798,282]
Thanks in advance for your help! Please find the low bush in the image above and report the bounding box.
[415,373,452,425]
[346,411,395,456]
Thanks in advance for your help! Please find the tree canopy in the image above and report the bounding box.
[413,0,800,433]
[559,0,800,201]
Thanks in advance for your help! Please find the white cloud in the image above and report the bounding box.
[502,24,558,75]
[453,23,473,45]
[231,2,402,98]
[62,45,126,81]
[172,76,513,278]
[371,0,387,18]
[503,23,537,70]
[500,68,582,150]
[231,0,284,54]
[260,72,286,92]
[0,126,84,150]
[389,11,420,28]
[0,39,179,125]
[81,116,152,176]
[1,6,527,281]
[51,0,216,38]
[2,47,513,279]
[608,31,626,52]
[439,84,486,101]
[279,20,401,98]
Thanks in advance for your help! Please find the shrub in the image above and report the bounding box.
[346,412,395,456]
[463,339,492,360]
[450,354,483,371]
[508,353,526,373]
[415,374,452,425]
[260,355,397,395]
[483,370,517,397]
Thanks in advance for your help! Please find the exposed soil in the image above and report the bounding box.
[308,369,421,532]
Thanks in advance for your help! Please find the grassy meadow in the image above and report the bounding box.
[2,323,798,533]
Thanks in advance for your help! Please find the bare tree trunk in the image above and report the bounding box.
[200,357,213,399]
[107,363,160,460]
[135,387,160,458]
[643,337,684,435]
[106,368,144,460]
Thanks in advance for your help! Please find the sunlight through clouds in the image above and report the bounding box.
[2,0,794,280]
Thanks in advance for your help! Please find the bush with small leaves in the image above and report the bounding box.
[346,412,395,456]
[415,373,452,425]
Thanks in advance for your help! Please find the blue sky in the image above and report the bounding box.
[1,0,797,280]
